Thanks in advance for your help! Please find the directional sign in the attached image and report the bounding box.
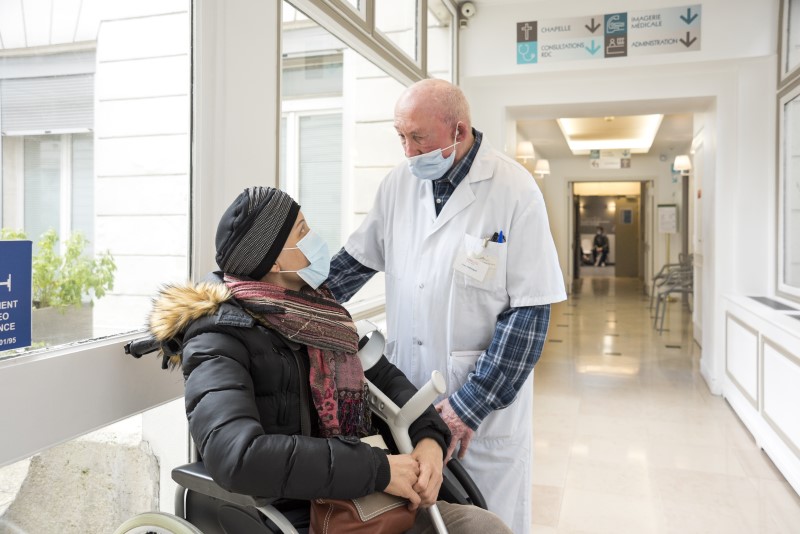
[0,240,32,351]
[516,4,701,65]
[628,5,701,55]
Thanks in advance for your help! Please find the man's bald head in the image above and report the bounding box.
[396,79,471,130]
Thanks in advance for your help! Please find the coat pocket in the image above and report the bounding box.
[452,234,508,292]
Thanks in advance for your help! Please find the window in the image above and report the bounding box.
[375,0,419,62]
[0,4,191,354]
[282,1,457,312]
[779,0,800,301]
[427,0,457,82]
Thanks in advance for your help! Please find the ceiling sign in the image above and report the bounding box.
[590,149,631,169]
[516,4,701,64]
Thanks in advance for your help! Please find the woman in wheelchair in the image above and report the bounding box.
[145,187,511,533]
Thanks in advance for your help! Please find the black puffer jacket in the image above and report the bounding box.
[149,273,450,500]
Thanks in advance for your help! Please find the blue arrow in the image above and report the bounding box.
[680,7,698,25]
[586,40,600,55]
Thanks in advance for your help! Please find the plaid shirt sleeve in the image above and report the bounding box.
[449,304,551,431]
[325,247,378,303]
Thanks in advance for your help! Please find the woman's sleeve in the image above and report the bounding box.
[182,330,390,499]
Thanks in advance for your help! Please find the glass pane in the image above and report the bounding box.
[427,0,454,81]
[337,0,365,18]
[72,134,95,256]
[785,96,800,287]
[788,0,800,74]
[0,2,191,357]
[299,113,343,249]
[375,0,418,61]
[23,136,61,248]
[281,1,407,304]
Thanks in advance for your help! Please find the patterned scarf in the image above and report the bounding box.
[224,275,371,438]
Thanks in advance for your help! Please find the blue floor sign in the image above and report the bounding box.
[0,240,32,351]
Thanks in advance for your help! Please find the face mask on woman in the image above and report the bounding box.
[407,122,461,181]
[279,230,330,289]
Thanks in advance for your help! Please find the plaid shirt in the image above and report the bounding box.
[432,129,483,215]
[326,129,552,430]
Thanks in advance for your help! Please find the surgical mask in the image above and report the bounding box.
[279,231,330,289]
[407,123,461,181]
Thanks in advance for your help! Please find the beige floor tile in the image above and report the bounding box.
[658,498,752,534]
[732,447,786,480]
[564,459,654,498]
[567,435,649,466]
[645,441,747,477]
[531,484,563,527]
[558,488,660,534]
[531,277,800,533]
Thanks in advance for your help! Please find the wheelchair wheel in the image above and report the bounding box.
[113,511,204,534]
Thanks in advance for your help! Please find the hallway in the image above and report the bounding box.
[531,277,800,533]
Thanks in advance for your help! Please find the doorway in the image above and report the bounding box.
[572,181,643,279]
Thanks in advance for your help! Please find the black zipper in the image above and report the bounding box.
[290,346,311,437]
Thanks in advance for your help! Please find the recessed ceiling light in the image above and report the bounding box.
[556,114,664,155]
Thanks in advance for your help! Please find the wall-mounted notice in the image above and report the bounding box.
[657,204,678,234]
[516,4,701,64]
[0,241,32,351]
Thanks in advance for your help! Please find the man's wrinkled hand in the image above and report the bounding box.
[411,438,444,507]
[435,398,475,462]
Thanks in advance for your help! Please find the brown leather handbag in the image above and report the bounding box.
[310,492,417,534]
[309,435,418,534]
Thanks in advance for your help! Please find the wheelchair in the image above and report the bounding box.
[115,323,486,534]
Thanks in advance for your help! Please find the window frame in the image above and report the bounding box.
[777,78,800,301]
[778,0,800,303]
[288,0,458,86]
[780,0,800,86]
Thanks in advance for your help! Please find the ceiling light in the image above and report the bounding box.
[556,114,664,155]
[516,141,535,162]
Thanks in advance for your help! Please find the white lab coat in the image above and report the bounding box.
[345,138,566,534]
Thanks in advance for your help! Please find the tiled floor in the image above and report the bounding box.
[532,276,800,534]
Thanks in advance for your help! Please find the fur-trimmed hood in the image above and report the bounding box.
[149,281,233,344]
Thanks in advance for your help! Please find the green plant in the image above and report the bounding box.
[1,228,117,309]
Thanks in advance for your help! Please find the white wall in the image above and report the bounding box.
[459,0,779,394]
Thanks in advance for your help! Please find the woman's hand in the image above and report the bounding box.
[385,454,421,509]
[411,438,444,507]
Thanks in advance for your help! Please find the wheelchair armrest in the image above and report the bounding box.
[172,462,275,510]
[441,458,488,510]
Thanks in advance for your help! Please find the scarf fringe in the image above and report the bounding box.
[333,386,372,438]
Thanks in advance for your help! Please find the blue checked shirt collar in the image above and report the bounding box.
[432,129,483,216]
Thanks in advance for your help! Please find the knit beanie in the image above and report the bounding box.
[215,187,301,280]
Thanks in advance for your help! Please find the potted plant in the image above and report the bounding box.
[1,228,117,346]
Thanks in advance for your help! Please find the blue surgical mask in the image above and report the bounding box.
[279,231,330,289]
[407,123,461,181]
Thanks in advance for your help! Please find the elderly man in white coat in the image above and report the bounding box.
[326,78,566,534]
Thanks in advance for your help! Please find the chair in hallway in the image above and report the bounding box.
[649,253,693,309]
[653,266,694,334]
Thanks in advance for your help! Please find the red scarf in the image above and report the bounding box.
[224,275,371,438]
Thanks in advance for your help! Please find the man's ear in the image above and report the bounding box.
[269,261,281,273]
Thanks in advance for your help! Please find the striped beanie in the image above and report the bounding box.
[215,187,301,280]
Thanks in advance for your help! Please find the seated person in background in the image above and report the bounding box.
[593,225,610,266]
[146,186,511,534]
